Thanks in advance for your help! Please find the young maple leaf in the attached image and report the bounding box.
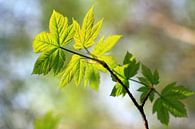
[32,10,74,75]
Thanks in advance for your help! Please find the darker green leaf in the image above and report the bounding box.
[124,63,140,79]
[142,64,153,84]
[153,98,169,125]
[141,65,159,85]
[137,77,150,86]
[137,86,154,103]
[153,82,194,125]
[123,51,140,78]
[153,70,159,84]
[161,82,194,99]
[123,51,136,65]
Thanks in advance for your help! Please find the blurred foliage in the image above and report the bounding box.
[34,112,60,129]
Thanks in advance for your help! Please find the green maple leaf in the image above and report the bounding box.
[73,7,103,50]
[153,82,194,125]
[32,10,74,75]
[80,35,120,90]
[92,35,121,55]
[32,48,66,75]
[110,51,139,97]
[60,55,85,87]
[123,51,140,79]
[81,35,121,90]
[137,86,154,103]
[141,64,159,85]
[92,35,121,69]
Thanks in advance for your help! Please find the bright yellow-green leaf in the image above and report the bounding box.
[85,36,120,74]
[32,48,66,75]
[74,57,85,86]
[85,55,117,73]
[73,7,103,50]
[32,10,74,75]
[52,49,66,74]
[49,10,74,46]
[61,24,75,46]
[33,32,56,53]
[84,63,100,91]
[82,6,94,35]
[32,49,56,75]
[84,18,103,48]
[99,55,117,69]
[73,19,83,49]
[92,35,121,55]
[60,55,83,87]
[86,59,107,73]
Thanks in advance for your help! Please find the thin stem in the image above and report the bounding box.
[129,78,148,87]
[112,69,148,88]
[84,46,91,55]
[59,46,149,129]
[141,88,154,107]
[59,46,96,61]
[83,46,97,58]
[92,59,149,129]
[140,107,149,129]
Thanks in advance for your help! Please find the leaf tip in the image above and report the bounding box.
[115,35,122,39]
[89,5,95,11]
[52,9,58,16]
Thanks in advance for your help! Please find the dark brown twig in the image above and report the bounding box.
[59,46,149,129]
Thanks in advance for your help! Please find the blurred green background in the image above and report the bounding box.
[0,0,195,129]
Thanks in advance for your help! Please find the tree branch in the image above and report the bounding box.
[101,61,149,129]
[59,46,149,129]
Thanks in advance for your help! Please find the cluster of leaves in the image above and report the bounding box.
[153,83,194,125]
[32,6,194,126]
[33,7,120,90]
[109,51,194,125]
[137,65,194,125]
